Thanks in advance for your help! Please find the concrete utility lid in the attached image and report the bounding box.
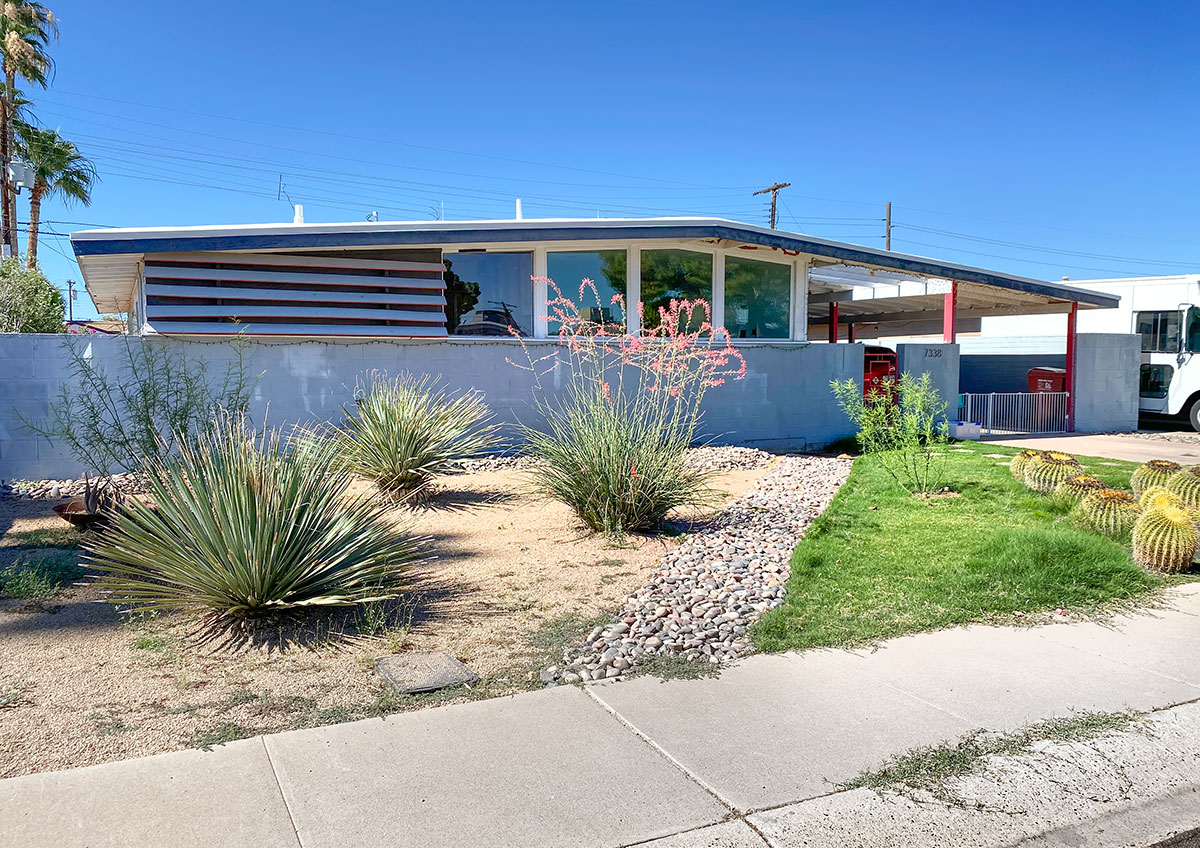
[375,651,480,694]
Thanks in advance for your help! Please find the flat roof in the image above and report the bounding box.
[70,216,1120,313]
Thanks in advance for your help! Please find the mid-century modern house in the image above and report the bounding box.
[7,216,1129,482]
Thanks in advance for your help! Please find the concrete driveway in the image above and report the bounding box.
[982,432,1200,463]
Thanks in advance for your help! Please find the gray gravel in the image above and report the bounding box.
[548,453,852,684]
[462,445,777,475]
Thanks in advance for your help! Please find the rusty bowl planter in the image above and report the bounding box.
[52,501,102,530]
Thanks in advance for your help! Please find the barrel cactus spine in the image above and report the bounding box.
[1139,485,1185,511]
[1165,466,1200,508]
[1132,505,1200,574]
[1053,473,1106,506]
[1010,449,1040,481]
[1131,460,1183,496]
[1074,488,1141,540]
[1024,451,1083,494]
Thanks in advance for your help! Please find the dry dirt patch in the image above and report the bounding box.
[0,463,769,778]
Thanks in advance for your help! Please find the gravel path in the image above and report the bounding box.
[544,453,852,684]
[1111,430,1200,445]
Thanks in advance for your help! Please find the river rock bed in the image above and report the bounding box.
[544,453,852,684]
[2,472,144,501]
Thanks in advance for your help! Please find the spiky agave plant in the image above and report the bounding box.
[330,373,500,499]
[1131,460,1182,496]
[1132,504,1199,574]
[1009,449,1040,481]
[85,416,425,622]
[1073,488,1141,540]
[1024,451,1083,494]
[1053,473,1106,506]
[1165,466,1200,508]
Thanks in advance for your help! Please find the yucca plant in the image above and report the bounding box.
[329,373,499,499]
[1010,449,1040,481]
[1132,504,1199,574]
[1165,466,1200,508]
[1024,451,1082,494]
[85,416,425,622]
[1053,473,1105,506]
[1131,460,1182,496]
[1073,488,1141,540]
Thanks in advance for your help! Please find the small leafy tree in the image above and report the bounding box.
[25,335,256,474]
[0,256,62,332]
[831,371,949,495]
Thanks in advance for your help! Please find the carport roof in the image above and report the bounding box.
[70,216,1120,314]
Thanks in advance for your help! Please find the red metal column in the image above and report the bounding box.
[943,281,958,344]
[828,302,838,343]
[1066,301,1078,432]
[847,321,856,343]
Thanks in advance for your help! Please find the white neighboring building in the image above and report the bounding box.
[975,274,1200,426]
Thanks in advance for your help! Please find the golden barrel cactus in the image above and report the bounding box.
[1074,488,1141,539]
[1053,473,1106,506]
[1139,485,1185,511]
[1132,505,1199,574]
[1010,449,1040,481]
[1024,451,1083,494]
[1131,460,1182,496]
[1165,466,1200,508]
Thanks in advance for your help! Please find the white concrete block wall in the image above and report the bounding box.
[1,335,863,480]
[895,343,961,421]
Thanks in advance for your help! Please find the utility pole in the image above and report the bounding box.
[753,182,791,229]
[885,201,892,250]
[66,279,75,322]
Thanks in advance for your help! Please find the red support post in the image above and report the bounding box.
[828,302,839,343]
[847,321,856,343]
[943,281,958,344]
[1066,301,1078,432]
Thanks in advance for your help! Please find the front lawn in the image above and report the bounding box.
[752,443,1170,652]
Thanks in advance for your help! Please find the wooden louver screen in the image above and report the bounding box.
[142,251,447,337]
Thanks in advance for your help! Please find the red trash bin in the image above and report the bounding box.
[1027,366,1066,393]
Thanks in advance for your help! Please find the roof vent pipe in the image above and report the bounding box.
[515,198,522,220]
[293,204,304,224]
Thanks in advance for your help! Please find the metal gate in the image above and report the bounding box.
[958,392,1070,435]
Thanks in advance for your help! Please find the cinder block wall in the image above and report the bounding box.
[0,335,863,480]
[960,353,1067,394]
[1073,333,1139,433]
[895,343,960,420]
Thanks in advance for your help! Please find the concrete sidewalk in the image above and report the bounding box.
[983,432,1200,463]
[4,586,1200,848]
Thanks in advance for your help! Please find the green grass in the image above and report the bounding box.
[752,443,1165,652]
[0,553,82,601]
[841,710,1139,802]
[0,527,81,549]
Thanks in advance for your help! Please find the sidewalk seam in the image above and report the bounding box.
[258,736,305,848]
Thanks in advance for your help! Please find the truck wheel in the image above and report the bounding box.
[1190,399,1200,432]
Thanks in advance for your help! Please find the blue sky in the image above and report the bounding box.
[25,1,1200,318]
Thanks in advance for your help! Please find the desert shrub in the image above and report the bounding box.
[25,335,256,474]
[0,553,81,600]
[1131,460,1181,496]
[510,281,745,533]
[326,373,499,499]
[830,372,948,495]
[1132,504,1199,574]
[0,258,63,333]
[85,415,424,622]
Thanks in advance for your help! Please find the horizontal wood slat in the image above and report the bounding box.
[147,321,450,338]
[150,304,445,323]
[143,265,446,291]
[144,283,447,308]
[152,251,445,273]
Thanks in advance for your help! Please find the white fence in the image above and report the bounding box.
[958,392,1070,435]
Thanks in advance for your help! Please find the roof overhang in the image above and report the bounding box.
[71,216,1121,316]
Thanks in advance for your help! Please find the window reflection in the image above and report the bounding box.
[724,256,790,339]
[546,251,627,335]
[640,249,712,332]
[443,253,533,336]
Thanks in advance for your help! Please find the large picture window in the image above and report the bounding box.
[724,256,791,339]
[546,250,627,334]
[639,249,713,331]
[1136,310,1181,353]
[443,252,533,336]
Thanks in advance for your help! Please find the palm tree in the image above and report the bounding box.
[16,124,94,268]
[0,2,56,256]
